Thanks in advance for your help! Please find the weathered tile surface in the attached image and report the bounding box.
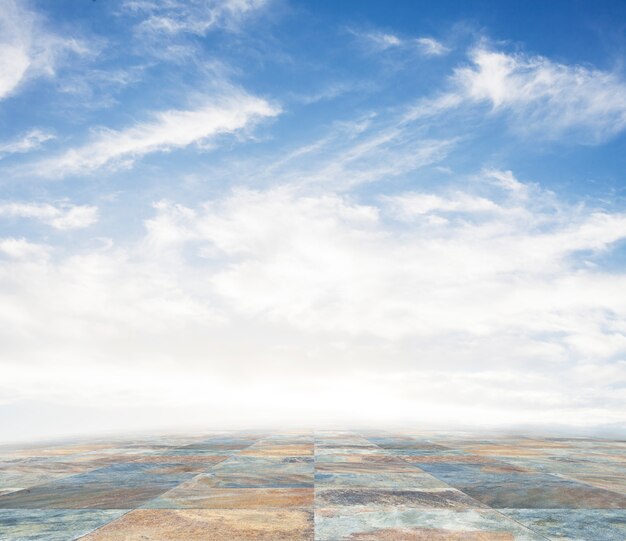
[80,509,314,540]
[501,509,626,540]
[0,430,624,539]
[0,509,126,541]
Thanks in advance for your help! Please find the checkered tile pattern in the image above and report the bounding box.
[0,431,625,539]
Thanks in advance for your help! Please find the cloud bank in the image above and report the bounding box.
[2,173,625,436]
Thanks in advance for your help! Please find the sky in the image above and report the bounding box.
[1,0,626,442]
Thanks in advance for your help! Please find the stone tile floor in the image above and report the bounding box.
[0,431,624,539]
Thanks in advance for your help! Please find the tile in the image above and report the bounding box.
[501,509,626,540]
[316,453,411,462]
[240,444,313,456]
[0,463,198,509]
[417,463,626,508]
[0,461,100,492]
[390,449,467,457]
[404,455,506,464]
[130,454,229,465]
[314,508,545,540]
[315,488,485,509]
[315,461,420,473]
[199,455,315,488]
[0,483,171,510]
[315,472,450,489]
[80,509,313,540]
[315,448,387,456]
[558,473,626,495]
[0,509,125,541]
[368,439,452,452]
[212,455,314,470]
[0,430,624,539]
[187,471,314,488]
[132,449,234,457]
[145,487,314,509]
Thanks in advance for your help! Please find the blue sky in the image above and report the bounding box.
[1,0,626,441]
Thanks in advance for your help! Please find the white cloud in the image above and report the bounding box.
[56,66,146,111]
[158,183,626,341]
[289,135,454,189]
[124,0,268,36]
[361,31,403,51]
[35,90,280,177]
[454,46,626,141]
[354,29,449,57]
[228,111,456,190]
[482,168,528,194]
[403,45,626,143]
[1,172,625,435]
[384,191,501,218]
[0,0,88,100]
[0,238,49,260]
[0,129,55,157]
[0,201,98,230]
[415,37,450,56]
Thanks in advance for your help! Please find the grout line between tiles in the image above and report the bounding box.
[74,509,136,541]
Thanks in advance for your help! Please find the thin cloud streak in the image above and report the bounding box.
[33,91,280,177]
[227,111,458,190]
[0,129,55,157]
[124,0,269,36]
[416,37,450,56]
[352,28,450,56]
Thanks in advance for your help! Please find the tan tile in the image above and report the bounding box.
[466,446,543,457]
[81,509,313,540]
[346,528,515,540]
[131,455,228,464]
[239,445,313,456]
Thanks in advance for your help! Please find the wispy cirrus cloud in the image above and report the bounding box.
[124,0,269,36]
[0,129,55,157]
[360,30,402,50]
[33,90,280,177]
[406,45,626,142]
[354,28,450,56]
[56,66,146,111]
[0,0,89,101]
[454,46,626,141]
[0,201,98,230]
[273,132,455,190]
[415,37,450,56]
[221,109,456,190]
